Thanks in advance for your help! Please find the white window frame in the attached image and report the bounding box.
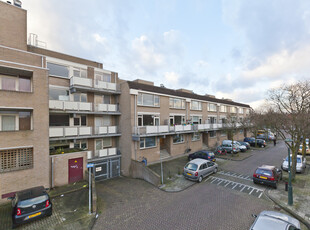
[239,108,244,114]
[208,103,217,112]
[169,97,186,109]
[140,137,157,149]
[220,105,227,113]
[173,134,185,144]
[191,100,202,111]
[0,113,19,131]
[191,115,202,124]
[192,133,201,141]
[169,115,185,125]
[137,114,160,127]
[72,67,87,78]
[137,93,160,107]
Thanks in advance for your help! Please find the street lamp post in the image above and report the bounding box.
[286,139,293,206]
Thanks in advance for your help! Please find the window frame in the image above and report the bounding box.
[173,134,185,144]
[137,93,160,107]
[0,147,34,173]
[192,133,201,141]
[140,137,157,149]
[208,103,217,112]
[191,100,202,111]
[0,74,32,93]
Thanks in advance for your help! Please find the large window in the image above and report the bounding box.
[0,75,31,92]
[47,62,69,78]
[137,93,160,107]
[173,134,184,144]
[49,87,69,101]
[140,137,156,149]
[230,107,237,113]
[73,68,87,78]
[170,115,185,125]
[49,114,69,126]
[208,116,217,124]
[208,103,217,112]
[239,108,244,114]
[191,100,202,110]
[73,93,87,102]
[192,133,201,141]
[220,105,227,113]
[191,116,202,124]
[169,98,185,109]
[96,138,112,150]
[0,147,33,173]
[138,114,159,126]
[74,115,87,126]
[0,111,32,131]
[209,131,216,138]
[95,72,111,83]
[74,139,88,149]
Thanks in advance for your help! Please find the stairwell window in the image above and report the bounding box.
[140,137,156,149]
[137,93,160,107]
[0,147,33,173]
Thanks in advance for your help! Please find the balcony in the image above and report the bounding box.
[95,103,118,112]
[49,126,120,139]
[70,77,120,93]
[95,147,117,158]
[49,100,92,111]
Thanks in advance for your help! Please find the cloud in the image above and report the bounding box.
[164,72,180,85]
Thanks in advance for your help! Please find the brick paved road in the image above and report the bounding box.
[93,140,288,230]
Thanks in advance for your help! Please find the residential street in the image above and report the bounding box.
[94,140,292,230]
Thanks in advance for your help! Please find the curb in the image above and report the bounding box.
[215,154,253,161]
[265,189,310,229]
[158,181,196,193]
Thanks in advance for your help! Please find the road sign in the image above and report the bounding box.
[87,163,94,168]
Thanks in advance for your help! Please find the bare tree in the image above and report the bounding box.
[267,80,310,178]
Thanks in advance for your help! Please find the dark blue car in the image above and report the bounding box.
[188,150,216,162]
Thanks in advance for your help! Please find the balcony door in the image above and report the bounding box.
[95,116,111,127]
[137,114,159,126]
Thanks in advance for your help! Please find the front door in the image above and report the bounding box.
[68,157,83,184]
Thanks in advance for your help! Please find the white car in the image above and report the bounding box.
[282,155,306,173]
[223,140,247,152]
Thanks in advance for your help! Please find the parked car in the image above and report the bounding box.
[247,138,266,148]
[298,144,310,155]
[306,138,309,145]
[282,155,306,173]
[218,143,240,154]
[257,134,275,141]
[183,159,218,183]
[253,165,282,189]
[11,186,52,228]
[249,210,300,230]
[238,141,251,150]
[222,140,247,152]
[244,137,255,143]
[188,150,216,162]
[215,146,227,155]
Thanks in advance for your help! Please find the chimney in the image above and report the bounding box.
[177,88,193,94]
[205,94,216,98]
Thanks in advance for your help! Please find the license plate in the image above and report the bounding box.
[28,212,41,219]
[187,173,192,176]
[260,176,267,179]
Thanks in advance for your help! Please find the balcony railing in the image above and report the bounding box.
[95,103,119,112]
[49,126,119,138]
[95,147,117,158]
[49,100,92,111]
[70,76,119,92]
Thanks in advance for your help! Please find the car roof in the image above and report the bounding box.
[16,186,47,201]
[257,211,300,228]
[258,165,275,170]
[188,158,209,165]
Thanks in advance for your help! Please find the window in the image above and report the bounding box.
[137,93,160,107]
[0,147,33,173]
[49,114,69,126]
[49,87,69,101]
[230,107,237,113]
[47,62,69,78]
[103,95,111,104]
[191,116,202,124]
[73,93,87,102]
[0,111,32,131]
[208,116,217,124]
[240,129,243,134]
[170,115,185,125]
[192,133,201,141]
[140,137,156,149]
[95,72,111,83]
[220,117,226,124]
[191,100,202,110]
[209,131,216,138]
[137,114,159,126]
[173,134,184,144]
[0,75,31,92]
[239,108,244,114]
[74,140,88,149]
[95,138,112,150]
[220,105,227,113]
[74,115,87,126]
[73,68,87,78]
[169,98,185,109]
[208,103,217,112]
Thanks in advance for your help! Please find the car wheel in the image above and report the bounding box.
[214,167,218,173]
[198,176,203,183]
[261,145,265,148]
[274,183,277,189]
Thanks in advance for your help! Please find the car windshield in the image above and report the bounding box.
[18,195,48,208]
[208,152,214,157]
[185,163,198,171]
[255,169,272,177]
[285,157,301,163]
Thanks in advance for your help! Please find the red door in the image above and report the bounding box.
[68,157,83,184]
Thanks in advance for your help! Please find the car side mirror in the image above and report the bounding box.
[251,214,257,218]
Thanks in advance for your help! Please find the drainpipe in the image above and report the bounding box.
[51,157,54,188]
[134,94,137,161]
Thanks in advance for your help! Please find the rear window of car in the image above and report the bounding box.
[18,195,48,208]
[285,157,301,163]
[255,168,272,177]
[185,163,198,171]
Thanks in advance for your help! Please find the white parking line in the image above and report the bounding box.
[240,186,246,192]
[219,171,252,181]
[232,184,238,189]
[224,181,231,187]
[249,188,255,195]
[258,192,263,198]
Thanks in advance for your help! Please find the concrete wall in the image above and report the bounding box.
[129,160,160,186]
[50,151,87,187]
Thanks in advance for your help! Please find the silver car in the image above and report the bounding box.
[250,211,300,230]
[282,155,306,173]
[183,159,218,183]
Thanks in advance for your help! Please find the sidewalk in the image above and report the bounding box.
[266,161,310,229]
[0,181,96,230]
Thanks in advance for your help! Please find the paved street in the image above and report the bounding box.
[94,140,289,230]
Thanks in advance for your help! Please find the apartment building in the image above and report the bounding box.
[0,1,121,202]
[119,79,251,175]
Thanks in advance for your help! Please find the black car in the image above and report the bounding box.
[253,165,282,189]
[11,186,52,228]
[247,138,266,148]
[188,150,216,162]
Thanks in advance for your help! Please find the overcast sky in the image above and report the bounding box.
[22,0,310,108]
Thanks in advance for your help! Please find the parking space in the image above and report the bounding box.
[218,170,252,181]
[206,176,264,199]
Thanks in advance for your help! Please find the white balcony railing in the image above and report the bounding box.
[49,126,92,138]
[94,126,118,135]
[49,100,92,111]
[96,147,117,157]
[70,76,92,88]
[70,76,118,92]
[95,103,118,112]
